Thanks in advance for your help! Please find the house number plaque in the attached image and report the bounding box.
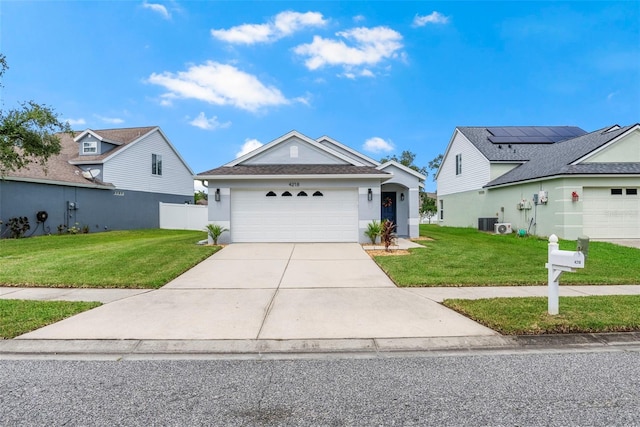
[289,182,300,187]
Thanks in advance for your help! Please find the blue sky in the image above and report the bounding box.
[1,1,638,191]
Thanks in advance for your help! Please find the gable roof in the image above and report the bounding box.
[486,123,640,187]
[378,160,426,182]
[226,130,365,167]
[68,126,157,164]
[456,126,588,162]
[316,135,381,166]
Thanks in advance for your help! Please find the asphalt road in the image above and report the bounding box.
[2,350,639,426]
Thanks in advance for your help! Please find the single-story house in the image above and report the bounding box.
[197,130,425,243]
[0,126,194,237]
[435,124,640,240]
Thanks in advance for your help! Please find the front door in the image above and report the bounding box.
[381,192,396,225]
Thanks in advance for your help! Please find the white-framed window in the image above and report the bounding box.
[455,154,462,175]
[82,141,98,154]
[152,154,162,176]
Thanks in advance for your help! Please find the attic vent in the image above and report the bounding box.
[290,146,298,158]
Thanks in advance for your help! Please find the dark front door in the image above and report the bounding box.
[381,192,396,225]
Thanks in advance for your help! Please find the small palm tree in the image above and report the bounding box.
[205,223,229,245]
[381,219,396,252]
[364,220,382,244]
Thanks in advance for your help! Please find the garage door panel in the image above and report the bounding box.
[583,187,639,239]
[231,189,358,242]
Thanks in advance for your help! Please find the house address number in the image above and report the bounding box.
[289,182,300,187]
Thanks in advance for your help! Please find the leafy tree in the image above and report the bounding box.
[428,153,443,181]
[194,190,208,203]
[0,54,71,176]
[420,194,437,224]
[380,150,427,176]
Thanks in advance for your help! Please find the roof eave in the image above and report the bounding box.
[196,173,393,181]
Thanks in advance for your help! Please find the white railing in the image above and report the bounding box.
[159,202,208,231]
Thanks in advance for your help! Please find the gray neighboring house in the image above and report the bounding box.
[0,126,194,237]
[197,130,425,243]
[435,123,640,240]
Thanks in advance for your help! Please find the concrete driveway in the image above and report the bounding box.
[18,243,496,340]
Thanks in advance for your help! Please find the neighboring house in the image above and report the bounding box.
[0,126,194,237]
[197,130,425,243]
[435,124,640,240]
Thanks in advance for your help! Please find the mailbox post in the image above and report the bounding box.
[545,234,587,315]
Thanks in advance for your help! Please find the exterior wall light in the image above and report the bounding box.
[367,188,373,201]
[215,188,221,202]
[400,193,405,201]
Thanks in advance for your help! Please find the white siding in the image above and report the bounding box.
[582,129,640,163]
[437,130,491,196]
[103,130,193,196]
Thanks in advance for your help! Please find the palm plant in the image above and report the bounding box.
[364,220,382,244]
[205,223,229,245]
[381,219,397,252]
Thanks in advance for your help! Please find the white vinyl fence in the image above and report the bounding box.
[159,202,208,231]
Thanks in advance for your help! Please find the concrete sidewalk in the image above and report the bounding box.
[1,241,639,356]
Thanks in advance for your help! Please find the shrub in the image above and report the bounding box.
[205,223,229,245]
[381,219,397,252]
[364,220,382,244]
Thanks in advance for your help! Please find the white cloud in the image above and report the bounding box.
[353,15,365,23]
[293,26,403,77]
[65,118,86,126]
[363,137,394,153]
[412,11,450,27]
[236,138,263,158]
[142,1,170,19]
[607,91,618,101]
[147,61,291,112]
[95,115,124,124]
[211,11,327,44]
[189,112,231,130]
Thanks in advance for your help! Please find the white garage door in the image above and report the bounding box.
[231,189,359,242]
[583,187,640,238]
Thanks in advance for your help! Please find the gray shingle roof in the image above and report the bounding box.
[484,124,640,187]
[457,126,588,162]
[5,126,158,187]
[198,164,390,176]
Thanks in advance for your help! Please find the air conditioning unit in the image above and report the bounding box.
[495,222,512,234]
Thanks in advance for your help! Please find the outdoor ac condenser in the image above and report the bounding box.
[495,223,512,234]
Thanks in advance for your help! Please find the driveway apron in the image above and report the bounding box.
[18,243,495,340]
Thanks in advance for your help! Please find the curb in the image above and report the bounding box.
[1,333,639,359]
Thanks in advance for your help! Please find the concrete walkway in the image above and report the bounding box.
[1,241,639,355]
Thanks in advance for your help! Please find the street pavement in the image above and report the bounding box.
[1,240,639,357]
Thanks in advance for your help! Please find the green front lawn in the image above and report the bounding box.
[0,229,219,288]
[374,225,640,286]
[0,299,101,339]
[443,295,640,335]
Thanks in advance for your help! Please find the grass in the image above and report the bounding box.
[374,225,640,286]
[443,295,640,335]
[0,229,219,288]
[0,299,101,339]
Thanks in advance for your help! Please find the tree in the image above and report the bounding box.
[380,150,427,176]
[428,154,443,181]
[420,194,437,224]
[0,54,71,176]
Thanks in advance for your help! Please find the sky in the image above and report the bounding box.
[1,1,638,192]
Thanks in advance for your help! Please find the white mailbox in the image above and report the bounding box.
[548,249,585,269]
[545,234,588,315]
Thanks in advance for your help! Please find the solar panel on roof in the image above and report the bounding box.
[487,126,587,144]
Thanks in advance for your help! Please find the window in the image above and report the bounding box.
[626,189,638,196]
[152,154,162,176]
[266,191,276,197]
[82,141,97,154]
[611,188,623,195]
[313,191,323,197]
[439,200,444,220]
[455,154,462,175]
[297,191,307,197]
[282,191,292,196]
